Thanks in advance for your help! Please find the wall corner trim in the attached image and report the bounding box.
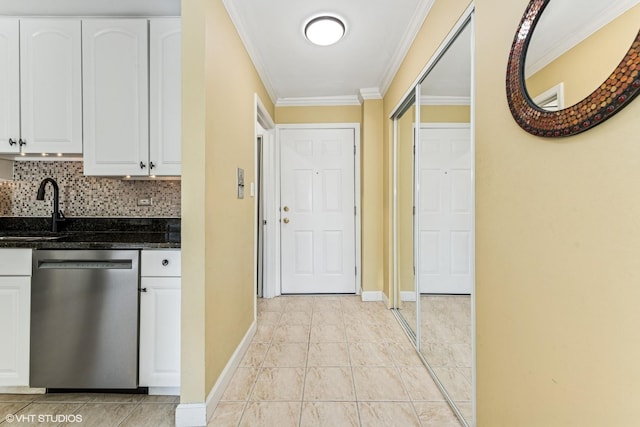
[175,320,257,427]
[175,403,207,427]
[361,291,384,302]
[360,87,383,101]
[382,291,391,309]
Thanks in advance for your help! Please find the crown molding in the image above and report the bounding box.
[379,0,435,96]
[276,95,362,107]
[359,87,383,103]
[222,0,278,103]
[420,95,471,106]
[525,0,638,78]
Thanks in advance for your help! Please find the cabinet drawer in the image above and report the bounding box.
[141,250,181,277]
[0,249,32,276]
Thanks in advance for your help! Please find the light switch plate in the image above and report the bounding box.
[237,168,245,199]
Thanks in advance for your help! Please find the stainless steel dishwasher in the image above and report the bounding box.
[30,250,139,389]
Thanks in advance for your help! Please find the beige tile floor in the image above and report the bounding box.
[210,295,462,427]
[400,295,473,424]
[0,393,177,427]
[0,295,462,427]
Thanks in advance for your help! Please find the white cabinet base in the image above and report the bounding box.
[139,277,181,388]
[139,249,181,390]
[0,277,30,387]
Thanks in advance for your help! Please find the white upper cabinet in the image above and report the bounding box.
[0,20,19,154]
[82,19,149,176]
[20,20,82,154]
[150,18,181,176]
[83,18,181,177]
[0,19,81,155]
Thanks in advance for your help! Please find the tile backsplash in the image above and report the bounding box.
[0,161,180,217]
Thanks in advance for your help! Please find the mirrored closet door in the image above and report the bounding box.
[394,91,418,340]
[392,11,474,427]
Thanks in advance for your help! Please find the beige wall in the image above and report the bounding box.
[181,0,274,404]
[181,0,206,402]
[396,105,415,295]
[275,105,361,124]
[476,0,640,425]
[526,4,640,107]
[361,99,385,293]
[421,105,471,123]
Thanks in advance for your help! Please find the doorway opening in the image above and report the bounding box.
[254,95,276,301]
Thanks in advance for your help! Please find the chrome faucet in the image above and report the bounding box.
[36,178,65,232]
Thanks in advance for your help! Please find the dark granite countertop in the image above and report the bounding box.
[0,217,181,249]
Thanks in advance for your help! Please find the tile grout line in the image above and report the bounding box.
[342,297,363,427]
[69,400,89,427]
[237,304,282,426]
[115,401,142,427]
[298,302,314,427]
[389,312,427,427]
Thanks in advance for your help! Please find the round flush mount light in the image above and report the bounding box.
[304,15,346,46]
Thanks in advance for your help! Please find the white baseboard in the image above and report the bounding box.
[175,320,257,427]
[361,291,383,302]
[400,291,417,302]
[148,387,180,396]
[0,387,45,394]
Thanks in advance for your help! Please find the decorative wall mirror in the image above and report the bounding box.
[506,0,640,137]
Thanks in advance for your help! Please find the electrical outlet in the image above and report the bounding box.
[137,198,152,206]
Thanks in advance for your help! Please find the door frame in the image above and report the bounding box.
[266,123,362,297]
[254,94,276,304]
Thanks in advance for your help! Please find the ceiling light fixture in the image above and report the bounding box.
[304,15,345,46]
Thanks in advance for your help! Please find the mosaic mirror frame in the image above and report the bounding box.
[506,0,640,137]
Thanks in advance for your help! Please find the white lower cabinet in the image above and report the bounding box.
[0,249,32,387]
[139,249,181,393]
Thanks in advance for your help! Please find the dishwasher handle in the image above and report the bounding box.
[37,260,134,270]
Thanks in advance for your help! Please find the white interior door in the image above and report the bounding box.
[280,128,356,294]
[419,124,472,294]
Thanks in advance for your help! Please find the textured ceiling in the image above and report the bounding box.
[223,0,434,103]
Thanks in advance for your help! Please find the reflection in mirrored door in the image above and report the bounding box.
[394,93,418,340]
[417,20,473,425]
[392,11,474,427]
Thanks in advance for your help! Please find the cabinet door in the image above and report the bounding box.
[150,19,181,176]
[0,277,30,387]
[83,19,149,176]
[20,20,82,154]
[0,19,19,154]
[139,277,181,388]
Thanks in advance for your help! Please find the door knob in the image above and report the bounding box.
[283,218,290,224]
[283,206,289,212]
